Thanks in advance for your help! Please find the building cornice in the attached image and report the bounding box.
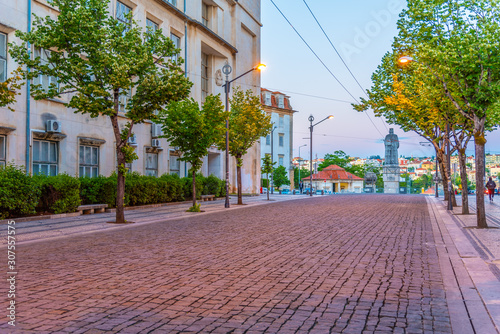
[262,105,298,116]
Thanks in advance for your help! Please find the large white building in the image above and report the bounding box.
[260,88,297,190]
[0,0,262,193]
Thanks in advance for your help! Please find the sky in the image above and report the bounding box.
[259,0,500,160]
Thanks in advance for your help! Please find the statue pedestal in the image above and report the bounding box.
[383,165,400,194]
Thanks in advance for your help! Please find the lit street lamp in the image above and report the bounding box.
[222,62,266,208]
[309,115,334,197]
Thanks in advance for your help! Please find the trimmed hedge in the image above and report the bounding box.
[36,174,81,214]
[0,165,41,219]
[1,165,226,218]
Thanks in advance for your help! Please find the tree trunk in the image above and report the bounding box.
[458,148,469,214]
[116,162,126,224]
[437,151,449,201]
[192,169,197,208]
[474,122,487,228]
[236,154,243,205]
[266,174,270,201]
[110,89,128,224]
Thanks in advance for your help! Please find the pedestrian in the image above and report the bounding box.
[486,177,496,202]
[299,181,303,194]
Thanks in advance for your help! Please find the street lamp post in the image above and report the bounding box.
[222,62,266,208]
[308,115,334,197]
[270,125,277,194]
[298,144,307,193]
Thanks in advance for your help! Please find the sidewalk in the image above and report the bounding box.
[426,195,500,333]
[1,193,312,246]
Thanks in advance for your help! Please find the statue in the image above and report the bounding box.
[384,128,399,165]
[383,128,400,194]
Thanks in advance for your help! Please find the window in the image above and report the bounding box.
[170,33,181,62]
[79,145,99,177]
[145,152,158,176]
[146,18,158,33]
[167,0,177,6]
[278,155,284,167]
[33,140,58,176]
[265,135,270,146]
[170,153,180,176]
[116,1,131,26]
[0,33,6,82]
[34,48,58,92]
[277,95,284,108]
[201,52,209,101]
[202,2,209,26]
[279,133,284,147]
[279,115,284,128]
[265,92,271,106]
[0,136,5,166]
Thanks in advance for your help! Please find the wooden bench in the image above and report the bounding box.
[78,204,108,215]
[200,195,215,202]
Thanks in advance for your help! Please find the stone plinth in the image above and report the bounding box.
[383,165,400,194]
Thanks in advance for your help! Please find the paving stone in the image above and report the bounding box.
[1,195,460,333]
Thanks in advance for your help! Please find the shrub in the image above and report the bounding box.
[0,164,41,219]
[159,173,184,202]
[203,174,220,195]
[36,173,81,214]
[126,173,158,206]
[80,174,118,207]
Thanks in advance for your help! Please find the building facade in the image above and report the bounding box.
[260,88,297,190]
[0,0,262,193]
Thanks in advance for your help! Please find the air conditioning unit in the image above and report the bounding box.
[46,120,62,133]
[151,123,163,137]
[152,139,160,148]
[128,134,137,146]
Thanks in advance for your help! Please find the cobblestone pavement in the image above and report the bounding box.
[2,195,460,333]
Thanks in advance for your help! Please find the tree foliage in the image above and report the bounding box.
[9,0,192,223]
[394,0,500,227]
[273,165,290,189]
[261,154,275,200]
[0,68,23,111]
[216,87,272,204]
[159,95,227,209]
[318,150,364,178]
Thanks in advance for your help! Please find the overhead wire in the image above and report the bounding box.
[268,0,386,138]
[301,0,390,133]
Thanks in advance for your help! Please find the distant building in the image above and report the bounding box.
[260,88,298,189]
[302,164,364,194]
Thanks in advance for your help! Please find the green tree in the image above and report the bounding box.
[273,165,290,190]
[318,150,364,178]
[159,96,226,211]
[396,0,500,227]
[9,0,191,223]
[293,167,310,189]
[217,87,272,204]
[261,154,275,201]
